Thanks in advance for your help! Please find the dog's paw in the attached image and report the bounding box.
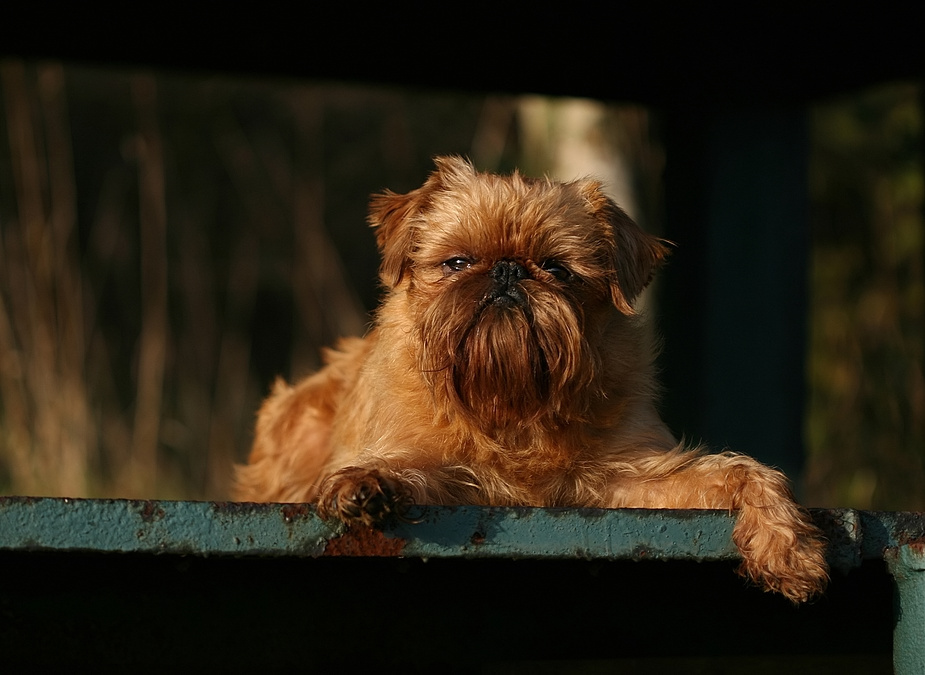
[316,467,411,527]
[733,511,829,603]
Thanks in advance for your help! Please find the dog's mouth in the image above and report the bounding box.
[417,257,597,431]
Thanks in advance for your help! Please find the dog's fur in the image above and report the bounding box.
[234,156,828,603]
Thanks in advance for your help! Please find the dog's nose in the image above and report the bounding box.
[488,260,529,306]
[490,259,528,286]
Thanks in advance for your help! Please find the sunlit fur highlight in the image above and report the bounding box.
[234,156,828,603]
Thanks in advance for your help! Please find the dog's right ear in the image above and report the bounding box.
[369,156,473,288]
[368,188,421,288]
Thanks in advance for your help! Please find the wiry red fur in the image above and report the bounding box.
[234,156,828,603]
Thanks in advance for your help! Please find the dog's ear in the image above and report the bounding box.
[578,180,670,314]
[368,187,421,288]
[369,156,475,288]
[430,155,476,185]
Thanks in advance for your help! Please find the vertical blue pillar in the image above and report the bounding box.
[886,543,925,675]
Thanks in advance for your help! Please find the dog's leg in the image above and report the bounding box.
[233,375,338,503]
[605,448,829,603]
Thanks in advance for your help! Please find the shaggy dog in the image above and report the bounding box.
[234,156,828,603]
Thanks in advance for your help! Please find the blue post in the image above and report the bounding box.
[887,543,925,675]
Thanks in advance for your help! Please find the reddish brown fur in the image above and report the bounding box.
[234,156,828,603]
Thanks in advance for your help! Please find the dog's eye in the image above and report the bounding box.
[541,260,572,281]
[442,257,473,275]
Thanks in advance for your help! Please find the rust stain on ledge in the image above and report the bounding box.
[322,526,406,557]
[138,501,165,523]
[905,537,925,554]
[279,503,313,523]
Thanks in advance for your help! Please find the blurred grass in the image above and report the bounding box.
[0,60,922,508]
[0,60,652,499]
[0,62,406,498]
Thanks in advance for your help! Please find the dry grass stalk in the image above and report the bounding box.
[0,61,91,496]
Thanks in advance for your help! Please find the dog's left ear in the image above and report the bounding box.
[578,181,670,314]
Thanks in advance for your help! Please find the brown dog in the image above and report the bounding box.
[234,156,828,602]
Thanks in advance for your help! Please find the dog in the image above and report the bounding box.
[234,156,828,603]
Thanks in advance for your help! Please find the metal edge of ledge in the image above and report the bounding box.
[0,497,922,569]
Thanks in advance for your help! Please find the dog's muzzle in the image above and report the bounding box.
[487,259,528,307]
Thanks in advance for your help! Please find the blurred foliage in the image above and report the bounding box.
[806,83,925,510]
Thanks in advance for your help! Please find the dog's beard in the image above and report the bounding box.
[417,280,600,431]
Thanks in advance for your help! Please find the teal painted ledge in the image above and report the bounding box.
[0,497,921,569]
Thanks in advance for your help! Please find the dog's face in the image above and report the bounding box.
[369,156,668,431]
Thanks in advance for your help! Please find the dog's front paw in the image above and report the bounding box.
[734,511,829,603]
[316,467,411,527]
